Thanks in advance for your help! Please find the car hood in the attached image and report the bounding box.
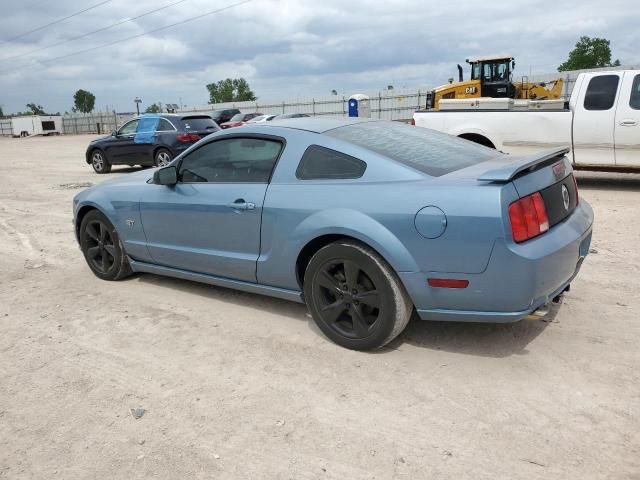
[89,134,112,144]
[97,168,155,188]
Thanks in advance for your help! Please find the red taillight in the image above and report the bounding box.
[509,192,549,243]
[427,278,469,289]
[176,133,201,143]
[409,118,416,125]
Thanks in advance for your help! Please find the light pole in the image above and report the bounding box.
[134,97,142,115]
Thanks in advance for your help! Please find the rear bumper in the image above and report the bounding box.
[400,200,594,323]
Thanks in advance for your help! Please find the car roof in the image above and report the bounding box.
[260,116,380,133]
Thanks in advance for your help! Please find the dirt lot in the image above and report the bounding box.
[0,135,638,479]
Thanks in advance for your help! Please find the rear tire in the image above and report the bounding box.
[91,149,111,174]
[154,148,173,167]
[303,240,413,350]
[79,210,132,281]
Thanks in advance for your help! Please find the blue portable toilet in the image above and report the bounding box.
[348,94,370,118]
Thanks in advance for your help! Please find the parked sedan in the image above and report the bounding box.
[219,112,262,129]
[210,108,241,125]
[73,118,593,350]
[86,114,220,173]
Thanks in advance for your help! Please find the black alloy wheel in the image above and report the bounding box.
[79,210,131,281]
[313,259,381,339]
[304,241,413,350]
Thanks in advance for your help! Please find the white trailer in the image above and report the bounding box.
[413,70,640,171]
[10,115,63,137]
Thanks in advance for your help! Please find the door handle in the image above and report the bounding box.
[619,119,638,126]
[227,199,255,211]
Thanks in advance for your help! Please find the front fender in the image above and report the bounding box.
[73,186,150,261]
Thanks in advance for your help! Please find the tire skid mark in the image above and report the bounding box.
[0,217,37,258]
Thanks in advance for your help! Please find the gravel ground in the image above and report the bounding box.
[0,135,638,479]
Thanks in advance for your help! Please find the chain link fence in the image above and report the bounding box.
[60,112,134,135]
[3,65,635,137]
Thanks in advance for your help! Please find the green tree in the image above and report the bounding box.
[25,103,45,115]
[206,77,256,104]
[145,103,162,113]
[558,36,620,72]
[73,89,95,113]
[0,106,3,117]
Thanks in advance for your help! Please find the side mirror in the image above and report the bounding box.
[111,129,117,137]
[153,165,177,186]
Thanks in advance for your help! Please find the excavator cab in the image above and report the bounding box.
[424,55,563,110]
[467,56,516,99]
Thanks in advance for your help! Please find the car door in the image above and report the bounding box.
[572,73,622,166]
[104,119,139,163]
[614,72,640,167]
[139,135,284,282]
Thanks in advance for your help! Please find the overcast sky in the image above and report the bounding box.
[0,0,638,114]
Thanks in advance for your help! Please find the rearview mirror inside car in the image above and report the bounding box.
[153,165,177,186]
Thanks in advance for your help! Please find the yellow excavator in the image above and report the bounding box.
[425,55,564,110]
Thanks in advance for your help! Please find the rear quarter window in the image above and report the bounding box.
[296,145,366,180]
[156,118,175,131]
[326,121,497,177]
[630,74,640,110]
[583,75,620,111]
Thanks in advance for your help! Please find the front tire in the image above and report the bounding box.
[91,149,111,174]
[154,148,173,167]
[304,240,413,350]
[79,210,132,281]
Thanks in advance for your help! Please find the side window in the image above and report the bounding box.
[296,145,366,180]
[630,75,640,110]
[156,118,175,131]
[118,119,139,135]
[584,75,620,111]
[179,137,282,183]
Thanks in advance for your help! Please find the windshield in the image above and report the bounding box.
[230,113,244,121]
[326,121,498,177]
[248,115,268,122]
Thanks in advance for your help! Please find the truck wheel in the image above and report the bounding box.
[304,240,413,350]
[91,150,111,174]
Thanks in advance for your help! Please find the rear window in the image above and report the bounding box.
[325,122,497,177]
[181,116,218,131]
[230,113,244,121]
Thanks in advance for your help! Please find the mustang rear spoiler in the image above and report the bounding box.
[478,147,570,182]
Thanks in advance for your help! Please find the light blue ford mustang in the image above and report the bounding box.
[73,118,594,350]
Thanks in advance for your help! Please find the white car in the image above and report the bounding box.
[246,115,276,123]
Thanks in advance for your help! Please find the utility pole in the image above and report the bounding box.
[134,96,142,115]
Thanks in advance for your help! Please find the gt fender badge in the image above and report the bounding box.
[125,219,135,227]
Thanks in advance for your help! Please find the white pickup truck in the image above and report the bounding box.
[413,70,640,171]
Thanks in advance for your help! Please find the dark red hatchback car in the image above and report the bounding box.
[219,112,262,129]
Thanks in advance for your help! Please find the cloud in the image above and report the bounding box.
[0,0,638,113]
